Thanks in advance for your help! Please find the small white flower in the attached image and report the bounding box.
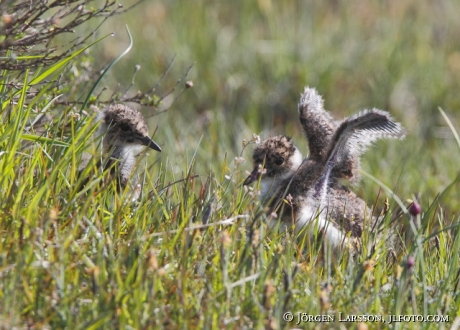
[68,111,80,120]
[224,175,231,180]
[257,164,267,175]
[252,134,261,144]
[234,156,246,164]
[270,212,278,218]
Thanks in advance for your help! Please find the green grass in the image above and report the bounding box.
[1,0,460,328]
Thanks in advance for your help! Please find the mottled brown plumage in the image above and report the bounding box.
[298,87,337,163]
[243,136,303,189]
[245,137,371,242]
[245,87,406,247]
[80,104,161,196]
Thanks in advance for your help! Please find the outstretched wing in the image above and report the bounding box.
[298,87,336,162]
[320,109,406,188]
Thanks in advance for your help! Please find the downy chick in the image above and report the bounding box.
[244,87,405,247]
[79,104,161,196]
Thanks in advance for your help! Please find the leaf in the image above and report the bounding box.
[0,55,45,60]
[21,134,70,147]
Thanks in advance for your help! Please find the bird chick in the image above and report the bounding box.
[80,104,161,195]
[244,87,406,247]
[297,109,406,246]
[243,135,303,199]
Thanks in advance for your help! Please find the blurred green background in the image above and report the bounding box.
[83,0,460,211]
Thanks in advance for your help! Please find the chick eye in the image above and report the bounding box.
[119,123,130,132]
[275,157,284,165]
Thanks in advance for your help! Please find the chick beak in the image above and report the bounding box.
[140,136,162,152]
[243,166,260,186]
